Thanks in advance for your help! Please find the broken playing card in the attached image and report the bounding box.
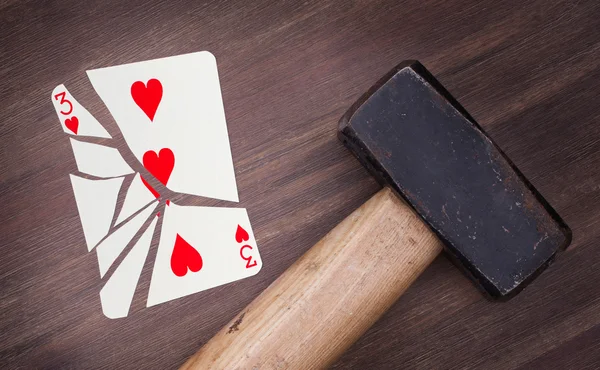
[86,51,239,202]
[69,175,123,251]
[69,138,134,178]
[52,50,263,318]
[51,84,111,138]
[100,215,159,319]
[96,200,158,277]
[115,173,158,226]
[147,202,261,307]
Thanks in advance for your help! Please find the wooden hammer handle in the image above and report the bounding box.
[181,187,443,369]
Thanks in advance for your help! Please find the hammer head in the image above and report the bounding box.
[338,61,571,299]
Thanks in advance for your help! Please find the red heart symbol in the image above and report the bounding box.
[171,234,203,277]
[140,176,160,198]
[65,116,79,134]
[143,148,174,186]
[235,225,249,243]
[131,78,163,121]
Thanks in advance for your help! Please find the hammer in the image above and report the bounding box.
[181,61,572,369]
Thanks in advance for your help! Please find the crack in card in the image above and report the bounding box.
[86,51,239,202]
[52,51,262,318]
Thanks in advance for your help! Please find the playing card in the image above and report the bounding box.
[70,175,123,251]
[96,201,157,277]
[70,139,134,178]
[100,215,158,319]
[147,202,261,307]
[86,51,239,202]
[115,173,158,226]
[51,84,111,138]
[51,51,264,319]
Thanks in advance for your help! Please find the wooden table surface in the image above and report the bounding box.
[2,0,600,368]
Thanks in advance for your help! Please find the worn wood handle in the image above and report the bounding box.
[181,187,443,370]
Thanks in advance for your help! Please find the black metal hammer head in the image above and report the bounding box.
[338,61,572,299]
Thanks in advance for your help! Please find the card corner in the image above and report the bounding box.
[51,84,65,96]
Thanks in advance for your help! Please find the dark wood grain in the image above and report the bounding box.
[1,1,599,369]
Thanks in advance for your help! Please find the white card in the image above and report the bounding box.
[115,173,157,226]
[147,203,261,307]
[86,51,239,202]
[100,215,158,319]
[69,175,123,251]
[96,201,157,277]
[70,138,134,178]
[51,84,111,138]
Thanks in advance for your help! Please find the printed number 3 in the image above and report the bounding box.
[54,91,73,115]
[240,245,258,268]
